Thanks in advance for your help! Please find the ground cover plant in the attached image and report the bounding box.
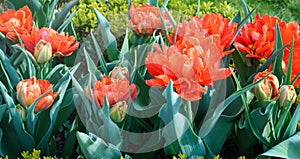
[0,0,300,159]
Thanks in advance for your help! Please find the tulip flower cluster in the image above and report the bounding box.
[1,1,300,159]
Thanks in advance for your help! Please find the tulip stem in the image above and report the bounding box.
[183,100,193,124]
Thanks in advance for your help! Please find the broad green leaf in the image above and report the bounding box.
[240,0,251,22]
[272,21,285,82]
[61,116,78,158]
[0,49,20,88]
[258,132,300,159]
[36,66,77,150]
[230,11,242,24]
[94,8,119,61]
[76,132,122,159]
[148,0,158,7]
[52,0,79,30]
[97,96,123,147]
[283,102,300,140]
[57,11,77,33]
[90,30,108,76]
[198,73,269,139]
[159,81,206,157]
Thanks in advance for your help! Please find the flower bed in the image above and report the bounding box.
[0,0,299,159]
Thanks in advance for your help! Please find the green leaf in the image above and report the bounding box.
[61,116,78,158]
[36,66,76,150]
[57,11,77,33]
[159,81,206,157]
[230,11,242,24]
[148,0,158,7]
[76,132,122,159]
[52,0,79,30]
[90,30,108,76]
[240,0,251,22]
[94,8,120,61]
[0,49,20,88]
[258,132,300,159]
[283,102,300,140]
[272,21,285,81]
[198,72,270,139]
[284,37,294,84]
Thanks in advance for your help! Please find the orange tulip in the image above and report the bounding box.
[16,77,58,112]
[199,13,237,55]
[86,76,137,108]
[0,6,32,42]
[234,14,299,59]
[167,15,237,57]
[129,3,171,35]
[21,27,79,56]
[146,34,232,101]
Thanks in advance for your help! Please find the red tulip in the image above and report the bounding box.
[234,14,299,60]
[0,6,32,42]
[16,77,58,112]
[21,27,79,56]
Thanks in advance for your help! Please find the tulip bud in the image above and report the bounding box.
[278,85,297,108]
[16,104,26,122]
[34,40,52,64]
[109,101,127,123]
[252,71,279,101]
[109,66,129,80]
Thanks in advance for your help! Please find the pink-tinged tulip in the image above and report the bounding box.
[86,76,137,108]
[129,3,171,35]
[252,71,279,101]
[109,66,130,80]
[109,101,127,123]
[34,40,52,64]
[278,85,297,108]
[146,33,232,101]
[0,6,32,42]
[21,27,79,56]
[16,77,58,112]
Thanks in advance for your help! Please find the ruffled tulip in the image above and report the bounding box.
[146,33,232,101]
[278,85,297,108]
[21,27,79,56]
[167,15,237,57]
[0,6,32,42]
[234,14,299,59]
[109,66,130,80]
[86,76,137,108]
[129,3,171,35]
[16,77,58,112]
[252,71,279,101]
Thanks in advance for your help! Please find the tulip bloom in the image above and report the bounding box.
[0,6,32,42]
[21,27,79,56]
[86,76,137,108]
[252,71,279,101]
[234,14,299,59]
[167,15,237,57]
[16,77,58,112]
[278,85,297,108]
[146,34,232,101]
[129,3,171,35]
[199,13,238,55]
